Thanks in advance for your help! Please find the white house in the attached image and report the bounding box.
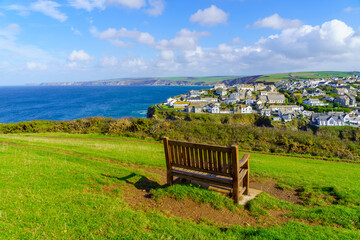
[311,112,348,126]
[165,98,177,106]
[208,105,220,113]
[303,98,328,106]
[240,105,252,114]
[224,98,238,105]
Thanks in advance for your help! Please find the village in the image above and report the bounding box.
[161,75,360,127]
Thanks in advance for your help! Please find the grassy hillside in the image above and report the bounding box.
[254,71,359,83]
[0,133,359,239]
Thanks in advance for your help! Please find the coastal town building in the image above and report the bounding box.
[303,98,328,106]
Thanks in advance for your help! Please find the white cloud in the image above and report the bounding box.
[155,29,210,51]
[99,56,118,67]
[110,39,133,47]
[252,13,302,30]
[145,0,164,16]
[68,0,106,11]
[91,26,155,46]
[160,50,174,60]
[69,0,146,11]
[26,62,47,71]
[190,5,228,26]
[107,0,146,9]
[71,27,82,36]
[30,0,67,22]
[0,11,5,16]
[67,50,94,62]
[6,0,67,22]
[343,7,360,13]
[0,24,59,79]
[229,37,244,45]
[0,24,21,40]
[93,19,360,78]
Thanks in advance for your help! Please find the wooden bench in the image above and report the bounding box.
[163,137,250,203]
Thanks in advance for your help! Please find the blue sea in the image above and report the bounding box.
[0,86,208,123]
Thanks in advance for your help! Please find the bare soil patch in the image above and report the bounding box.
[250,178,300,204]
[122,184,293,227]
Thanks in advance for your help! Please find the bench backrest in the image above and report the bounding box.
[163,137,238,177]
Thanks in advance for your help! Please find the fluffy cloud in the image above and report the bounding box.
[93,19,360,77]
[67,50,94,62]
[252,14,302,30]
[0,24,58,80]
[145,0,165,16]
[190,5,228,26]
[99,56,118,67]
[107,0,146,9]
[92,26,210,52]
[91,26,155,46]
[68,0,106,11]
[155,29,210,51]
[69,0,158,13]
[26,62,47,71]
[7,0,67,22]
[30,0,67,22]
[6,1,67,22]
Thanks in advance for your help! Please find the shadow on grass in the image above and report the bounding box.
[102,173,166,194]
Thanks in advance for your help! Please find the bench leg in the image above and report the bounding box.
[167,172,173,186]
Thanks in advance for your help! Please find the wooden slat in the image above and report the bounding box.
[181,145,186,166]
[190,147,194,167]
[218,151,222,173]
[172,164,232,177]
[171,169,233,187]
[168,140,232,153]
[174,144,179,164]
[227,152,232,175]
[194,147,199,168]
[199,148,204,169]
[207,149,213,171]
[239,169,248,181]
[169,143,177,163]
[186,146,191,166]
[222,151,227,174]
[212,150,217,172]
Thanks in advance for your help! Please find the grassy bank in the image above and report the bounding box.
[2,116,360,162]
[0,133,359,238]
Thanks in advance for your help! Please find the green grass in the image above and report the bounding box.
[254,71,358,83]
[152,184,237,211]
[0,133,359,238]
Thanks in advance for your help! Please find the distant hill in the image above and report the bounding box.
[39,71,360,86]
[40,76,242,86]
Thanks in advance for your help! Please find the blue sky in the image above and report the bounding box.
[0,0,360,85]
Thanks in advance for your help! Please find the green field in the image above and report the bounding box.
[0,133,359,239]
[254,71,359,83]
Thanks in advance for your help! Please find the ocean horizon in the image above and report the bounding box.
[0,85,208,124]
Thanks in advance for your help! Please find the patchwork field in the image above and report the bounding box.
[0,133,359,239]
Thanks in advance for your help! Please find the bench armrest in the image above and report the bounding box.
[239,154,250,168]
